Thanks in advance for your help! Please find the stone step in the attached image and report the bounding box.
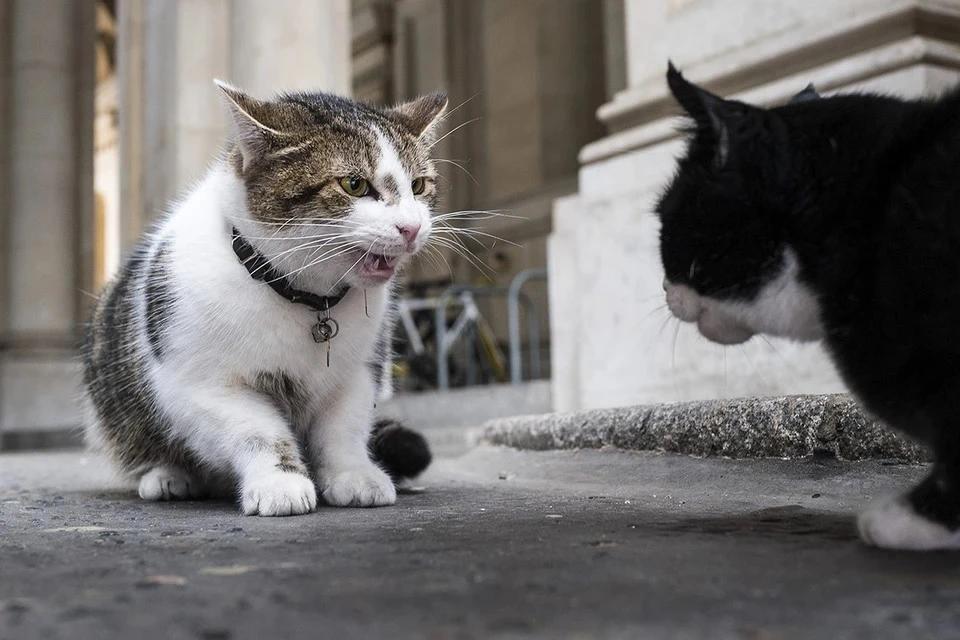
[482,394,929,463]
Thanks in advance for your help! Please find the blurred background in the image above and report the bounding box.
[2,0,956,452]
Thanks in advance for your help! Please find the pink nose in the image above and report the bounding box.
[397,224,421,244]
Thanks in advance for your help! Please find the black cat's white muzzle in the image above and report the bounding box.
[663,280,755,345]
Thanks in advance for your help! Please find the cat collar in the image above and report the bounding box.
[230,227,349,364]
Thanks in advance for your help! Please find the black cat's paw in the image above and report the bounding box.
[857,495,960,551]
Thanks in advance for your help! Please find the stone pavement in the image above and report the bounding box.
[2,447,960,640]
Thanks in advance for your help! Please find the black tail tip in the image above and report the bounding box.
[369,419,432,480]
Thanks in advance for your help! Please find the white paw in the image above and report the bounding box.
[138,467,203,501]
[321,465,397,507]
[857,495,960,551]
[242,471,317,517]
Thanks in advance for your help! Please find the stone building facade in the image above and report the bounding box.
[551,0,960,411]
[2,0,957,445]
[0,0,613,445]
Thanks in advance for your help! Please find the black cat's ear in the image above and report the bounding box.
[666,61,727,121]
[789,83,820,104]
[666,61,734,168]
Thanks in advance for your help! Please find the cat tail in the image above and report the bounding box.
[368,418,432,481]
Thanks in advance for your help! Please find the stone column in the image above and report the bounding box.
[118,0,231,243]
[0,0,96,446]
[230,0,350,96]
[118,0,351,245]
[552,0,960,412]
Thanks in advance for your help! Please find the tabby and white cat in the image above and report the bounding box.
[659,63,960,550]
[81,82,445,516]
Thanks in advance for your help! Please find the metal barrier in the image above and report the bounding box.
[507,269,547,384]
[434,285,535,390]
[394,270,548,390]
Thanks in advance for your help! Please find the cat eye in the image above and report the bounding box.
[339,176,370,197]
[411,177,427,195]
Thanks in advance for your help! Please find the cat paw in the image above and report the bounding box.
[241,471,317,517]
[321,465,396,507]
[138,467,203,501]
[857,495,960,550]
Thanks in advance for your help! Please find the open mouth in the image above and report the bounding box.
[360,252,400,279]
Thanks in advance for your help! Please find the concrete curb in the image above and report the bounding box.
[481,394,930,463]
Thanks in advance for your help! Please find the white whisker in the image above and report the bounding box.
[428,117,481,149]
[434,90,482,129]
[279,246,358,282]
[432,226,520,248]
[429,236,493,277]
[434,158,479,185]
[331,243,376,291]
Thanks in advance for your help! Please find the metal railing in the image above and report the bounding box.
[507,268,547,384]
[394,270,547,390]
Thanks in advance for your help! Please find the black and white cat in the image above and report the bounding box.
[658,62,960,550]
[81,82,445,516]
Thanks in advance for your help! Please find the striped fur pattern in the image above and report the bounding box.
[81,82,446,516]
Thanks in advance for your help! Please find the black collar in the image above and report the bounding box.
[230,227,350,314]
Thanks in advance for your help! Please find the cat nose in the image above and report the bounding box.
[397,224,421,244]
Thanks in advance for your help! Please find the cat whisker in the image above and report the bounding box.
[243,232,354,245]
[638,303,670,326]
[416,246,440,273]
[225,216,363,229]
[280,245,358,281]
[433,209,519,222]
[737,344,770,391]
[671,319,682,378]
[428,117,481,149]
[434,158,479,185]
[430,223,491,251]
[298,239,351,270]
[656,313,675,341]
[432,247,453,275]
[640,292,669,304]
[261,240,353,283]
[721,345,728,397]
[255,221,363,229]
[266,236,353,263]
[265,242,330,269]
[757,334,794,372]
[418,245,451,276]
[433,173,454,187]
[428,235,494,278]
[432,221,520,246]
[433,90,482,129]
[224,215,361,249]
[331,242,378,291]
[429,240,491,278]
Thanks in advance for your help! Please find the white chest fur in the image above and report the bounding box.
[148,165,389,420]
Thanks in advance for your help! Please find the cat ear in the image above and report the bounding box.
[391,92,449,140]
[215,79,284,171]
[666,61,736,168]
[789,83,821,104]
